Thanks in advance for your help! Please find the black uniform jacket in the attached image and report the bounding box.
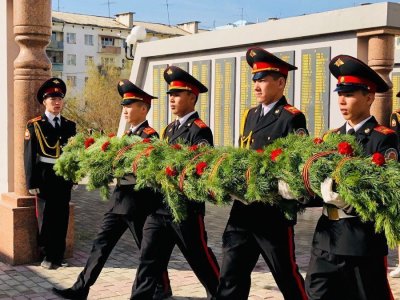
[156,112,213,216]
[24,114,76,190]
[231,96,308,228]
[313,116,399,256]
[108,120,160,216]
[390,109,400,134]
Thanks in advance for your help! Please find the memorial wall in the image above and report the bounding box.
[143,36,353,145]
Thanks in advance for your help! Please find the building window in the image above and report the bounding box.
[101,36,115,47]
[101,57,115,65]
[67,54,76,66]
[67,76,76,87]
[84,34,93,45]
[47,50,63,64]
[85,56,94,65]
[66,32,76,44]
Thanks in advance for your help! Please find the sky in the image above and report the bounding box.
[52,0,393,29]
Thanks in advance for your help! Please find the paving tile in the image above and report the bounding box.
[0,185,398,299]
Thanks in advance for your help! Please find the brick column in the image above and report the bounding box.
[367,34,395,126]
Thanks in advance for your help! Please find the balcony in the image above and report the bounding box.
[52,63,63,72]
[48,40,64,50]
[99,45,121,54]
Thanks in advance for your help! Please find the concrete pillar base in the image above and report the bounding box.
[0,192,74,265]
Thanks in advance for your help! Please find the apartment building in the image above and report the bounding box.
[47,11,201,95]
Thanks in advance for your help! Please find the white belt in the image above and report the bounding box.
[38,155,57,164]
[118,175,136,185]
[322,205,356,220]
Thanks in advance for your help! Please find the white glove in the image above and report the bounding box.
[28,188,40,195]
[278,180,297,200]
[230,193,248,205]
[320,178,346,208]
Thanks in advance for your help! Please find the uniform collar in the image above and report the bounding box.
[130,120,147,134]
[346,116,372,133]
[176,111,197,128]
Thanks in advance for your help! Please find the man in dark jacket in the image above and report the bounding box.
[25,78,76,269]
[131,66,220,300]
[52,80,171,300]
[305,55,398,300]
[216,48,308,300]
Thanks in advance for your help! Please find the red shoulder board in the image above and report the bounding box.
[143,127,156,135]
[194,119,208,129]
[27,116,42,124]
[374,125,395,135]
[283,105,301,115]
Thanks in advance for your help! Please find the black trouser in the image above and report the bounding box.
[305,247,394,300]
[36,162,72,264]
[72,212,170,293]
[216,219,307,300]
[131,213,220,300]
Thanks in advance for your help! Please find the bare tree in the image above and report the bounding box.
[63,63,132,134]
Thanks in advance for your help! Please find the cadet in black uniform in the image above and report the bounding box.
[131,66,220,300]
[216,47,308,300]
[52,80,171,300]
[305,55,398,300]
[24,78,76,269]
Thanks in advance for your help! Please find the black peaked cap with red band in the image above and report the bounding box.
[329,55,389,93]
[37,77,66,104]
[164,66,207,97]
[246,47,297,80]
[117,79,157,106]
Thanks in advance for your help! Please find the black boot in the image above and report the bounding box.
[153,283,172,300]
[52,287,89,300]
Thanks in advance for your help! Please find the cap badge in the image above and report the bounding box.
[250,50,256,57]
[340,77,345,83]
[334,58,344,67]
[167,69,173,75]
[53,79,60,84]
[119,81,124,86]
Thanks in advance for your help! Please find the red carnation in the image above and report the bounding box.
[372,152,385,166]
[171,144,182,150]
[189,145,199,152]
[196,161,208,176]
[256,149,264,154]
[165,166,177,177]
[142,138,151,143]
[101,141,111,152]
[313,138,324,144]
[270,148,283,162]
[108,133,116,138]
[84,137,95,149]
[338,142,354,156]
